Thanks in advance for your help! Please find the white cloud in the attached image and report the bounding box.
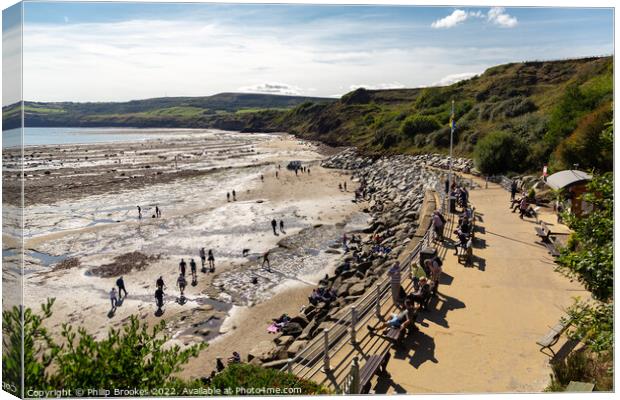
[349,82,405,91]
[433,72,479,86]
[431,10,468,29]
[238,82,302,95]
[487,7,518,28]
[432,8,517,29]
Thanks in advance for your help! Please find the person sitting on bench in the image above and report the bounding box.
[454,230,469,255]
[367,300,417,336]
[408,277,432,310]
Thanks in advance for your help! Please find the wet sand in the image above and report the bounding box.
[9,130,366,376]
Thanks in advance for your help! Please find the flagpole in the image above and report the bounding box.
[449,99,454,188]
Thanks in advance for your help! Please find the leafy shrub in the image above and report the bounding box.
[415,87,450,108]
[400,115,440,137]
[551,105,612,172]
[2,299,206,394]
[473,131,528,174]
[556,172,613,302]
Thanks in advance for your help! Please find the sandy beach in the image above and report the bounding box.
[5,129,367,376]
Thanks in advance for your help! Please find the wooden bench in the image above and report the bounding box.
[359,350,391,393]
[457,239,473,266]
[536,319,571,357]
[565,381,595,392]
[535,222,561,257]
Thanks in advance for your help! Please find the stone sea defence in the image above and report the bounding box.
[244,149,468,367]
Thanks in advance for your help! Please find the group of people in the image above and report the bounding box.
[136,204,162,220]
[376,254,444,339]
[338,181,348,191]
[308,286,337,306]
[226,190,237,202]
[109,276,128,311]
[270,218,286,235]
[510,180,537,220]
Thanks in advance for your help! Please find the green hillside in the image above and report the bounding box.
[252,56,612,174]
[3,56,612,174]
[2,92,335,131]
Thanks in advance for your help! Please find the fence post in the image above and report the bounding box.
[286,358,293,374]
[322,328,331,372]
[375,284,381,319]
[350,306,358,345]
[349,356,360,394]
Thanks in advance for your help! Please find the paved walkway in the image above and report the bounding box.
[375,175,587,393]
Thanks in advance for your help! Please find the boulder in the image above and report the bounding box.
[248,340,282,363]
[348,282,366,296]
[287,340,308,357]
[274,335,296,347]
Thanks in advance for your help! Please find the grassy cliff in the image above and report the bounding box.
[253,56,612,174]
[3,56,612,174]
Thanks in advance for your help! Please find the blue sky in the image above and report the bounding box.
[3,2,614,103]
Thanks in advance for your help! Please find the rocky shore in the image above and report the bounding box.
[240,149,468,368]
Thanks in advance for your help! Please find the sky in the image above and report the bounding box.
[2,2,614,104]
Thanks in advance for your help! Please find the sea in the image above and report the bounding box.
[2,127,204,148]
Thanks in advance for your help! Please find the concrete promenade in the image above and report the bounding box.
[374,175,586,393]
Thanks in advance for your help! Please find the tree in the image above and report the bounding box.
[556,172,613,301]
[473,131,527,174]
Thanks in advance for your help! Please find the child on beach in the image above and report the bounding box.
[177,274,187,298]
[109,288,118,309]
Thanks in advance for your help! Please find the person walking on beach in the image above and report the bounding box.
[137,205,142,220]
[261,174,264,182]
[116,276,128,298]
[155,287,164,313]
[179,258,187,277]
[109,287,118,310]
[190,258,197,282]
[338,183,342,191]
[199,248,206,271]
[262,251,271,272]
[232,190,237,201]
[271,218,278,235]
[156,276,166,291]
[155,205,161,218]
[307,168,310,175]
[177,274,187,298]
[343,181,347,191]
[227,192,230,202]
[279,220,285,234]
[388,262,402,308]
[208,249,215,273]
[275,170,279,179]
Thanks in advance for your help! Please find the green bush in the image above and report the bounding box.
[551,106,612,172]
[2,299,206,395]
[400,115,440,137]
[473,131,528,174]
